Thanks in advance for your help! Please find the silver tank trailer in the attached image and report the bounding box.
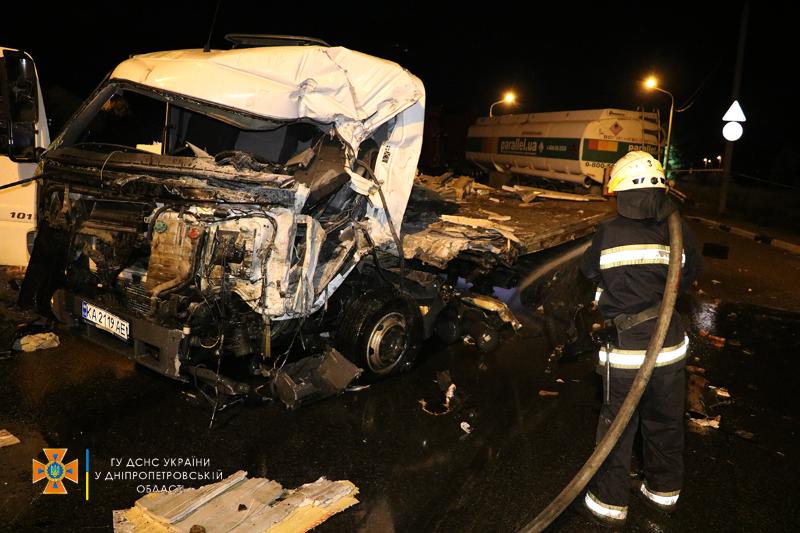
[466,108,661,187]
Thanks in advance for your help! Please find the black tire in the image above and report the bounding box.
[335,289,422,380]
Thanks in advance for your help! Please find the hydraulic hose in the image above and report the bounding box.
[519,211,684,532]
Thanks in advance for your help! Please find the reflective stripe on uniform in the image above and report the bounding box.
[585,491,627,520]
[599,244,685,270]
[598,336,689,369]
[594,287,603,302]
[640,483,680,506]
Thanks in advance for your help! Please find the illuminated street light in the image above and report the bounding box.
[489,91,516,117]
[643,76,675,172]
[716,155,722,167]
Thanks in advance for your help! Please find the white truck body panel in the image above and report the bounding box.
[466,108,660,186]
[0,46,50,266]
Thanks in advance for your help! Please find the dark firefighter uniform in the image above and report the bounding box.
[579,151,702,526]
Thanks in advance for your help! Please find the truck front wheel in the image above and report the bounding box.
[335,289,422,380]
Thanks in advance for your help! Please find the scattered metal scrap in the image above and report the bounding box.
[689,415,721,429]
[112,470,359,533]
[419,370,460,416]
[686,372,733,432]
[698,329,726,348]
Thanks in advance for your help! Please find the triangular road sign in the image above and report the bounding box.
[723,100,746,122]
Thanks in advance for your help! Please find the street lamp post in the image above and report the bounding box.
[644,77,675,172]
[489,91,516,117]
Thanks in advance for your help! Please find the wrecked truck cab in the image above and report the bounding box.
[18,43,429,390]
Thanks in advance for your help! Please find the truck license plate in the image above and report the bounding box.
[81,301,130,341]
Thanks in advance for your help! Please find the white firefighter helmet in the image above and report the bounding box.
[607,151,667,193]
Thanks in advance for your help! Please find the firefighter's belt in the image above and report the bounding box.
[612,303,661,332]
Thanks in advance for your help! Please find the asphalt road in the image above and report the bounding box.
[1,220,799,532]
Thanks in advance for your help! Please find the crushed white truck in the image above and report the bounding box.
[466,108,661,189]
[0,47,50,266]
[17,36,613,407]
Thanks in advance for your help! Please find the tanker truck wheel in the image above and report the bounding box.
[335,289,422,381]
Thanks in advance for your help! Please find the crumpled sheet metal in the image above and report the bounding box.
[403,222,514,269]
[113,46,425,251]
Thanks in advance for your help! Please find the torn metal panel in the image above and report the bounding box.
[403,222,513,269]
[114,470,359,533]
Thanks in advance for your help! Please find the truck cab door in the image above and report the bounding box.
[0,49,48,267]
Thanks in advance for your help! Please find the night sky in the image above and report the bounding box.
[5,1,794,183]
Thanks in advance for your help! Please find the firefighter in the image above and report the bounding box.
[579,151,702,528]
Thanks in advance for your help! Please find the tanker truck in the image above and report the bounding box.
[465,108,661,191]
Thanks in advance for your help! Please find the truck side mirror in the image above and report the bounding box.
[1,50,40,162]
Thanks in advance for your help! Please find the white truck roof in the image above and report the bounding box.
[111,46,425,149]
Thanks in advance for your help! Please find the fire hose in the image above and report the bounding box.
[519,211,684,532]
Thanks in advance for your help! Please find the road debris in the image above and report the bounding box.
[556,378,565,384]
[711,279,722,285]
[0,429,20,448]
[460,421,473,434]
[538,390,560,397]
[273,347,362,410]
[687,374,711,418]
[419,371,459,416]
[478,208,512,222]
[440,214,521,243]
[13,332,60,352]
[112,470,358,533]
[501,184,604,203]
[543,345,563,374]
[735,429,755,440]
[689,415,721,429]
[698,330,726,348]
[711,386,731,400]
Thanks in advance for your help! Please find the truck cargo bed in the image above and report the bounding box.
[402,174,614,272]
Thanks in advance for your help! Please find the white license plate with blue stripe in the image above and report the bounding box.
[81,301,130,341]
